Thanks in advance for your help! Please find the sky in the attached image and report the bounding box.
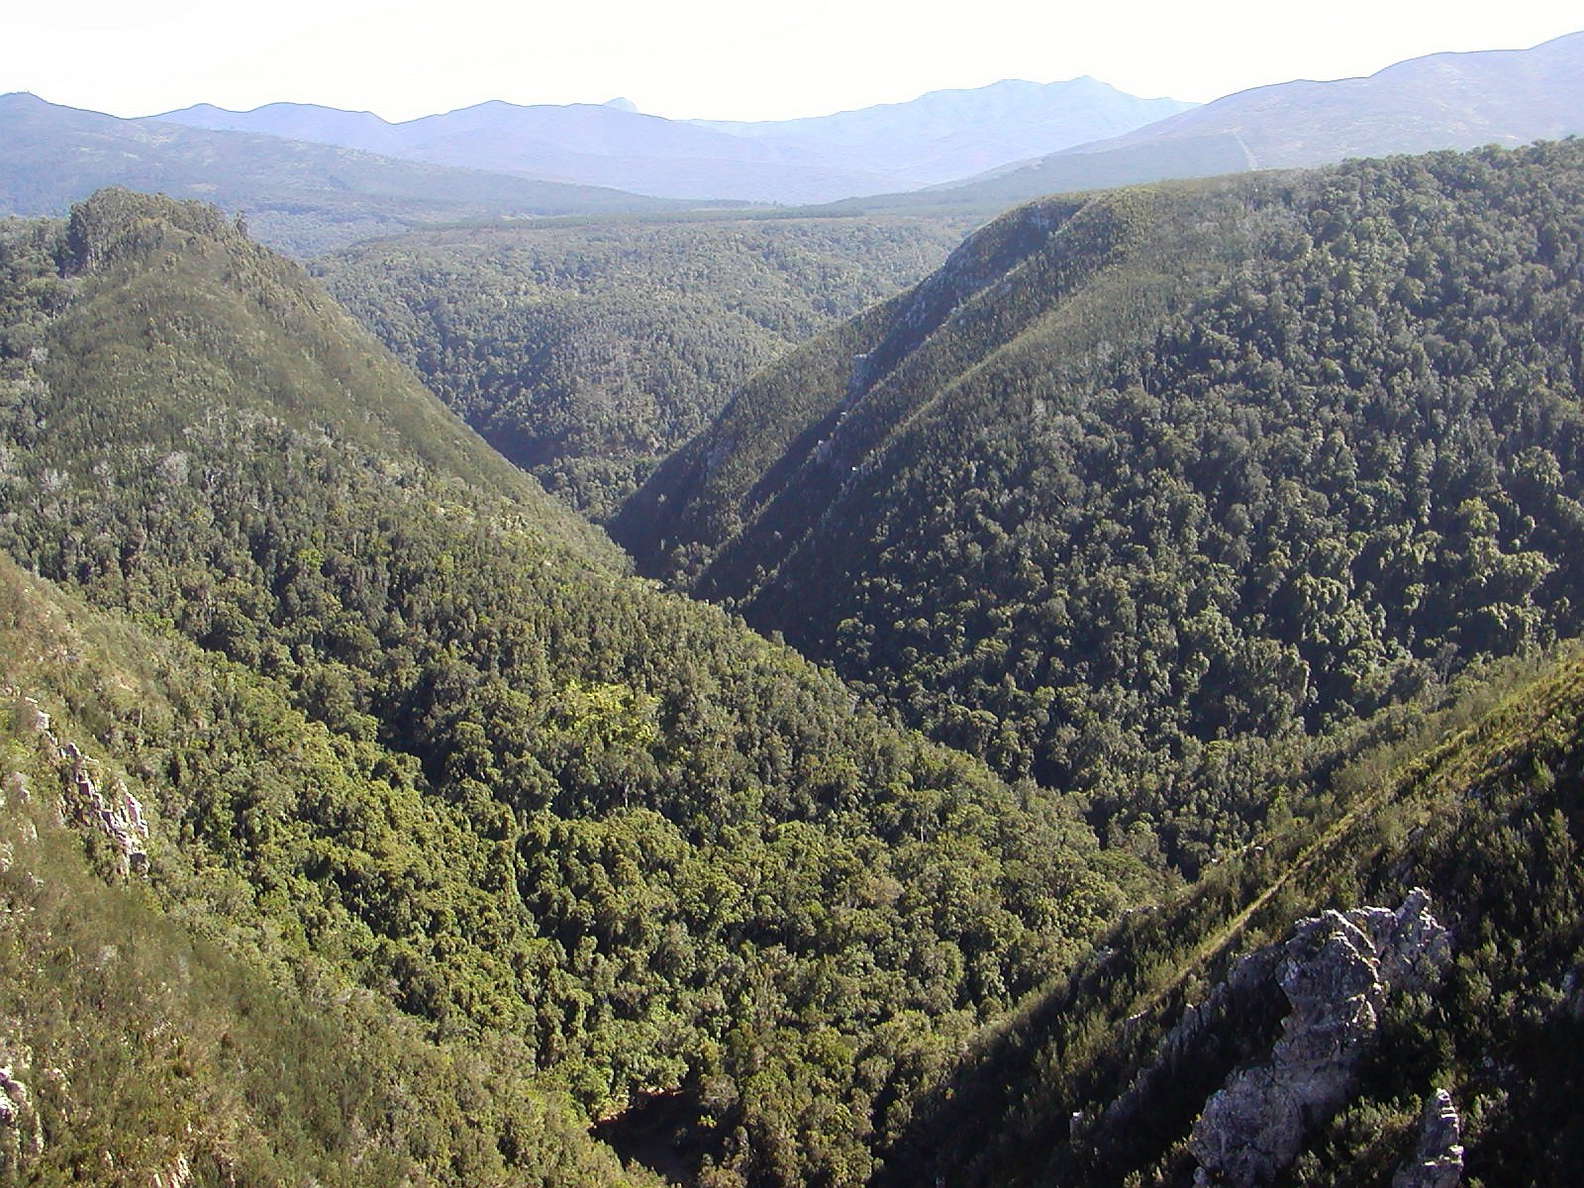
[4,0,1582,123]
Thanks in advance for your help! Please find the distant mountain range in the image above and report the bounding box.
[1061,28,1584,170]
[691,77,1194,189]
[7,30,1583,253]
[845,30,1584,212]
[0,92,692,254]
[152,79,1195,204]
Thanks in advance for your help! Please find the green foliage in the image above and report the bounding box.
[0,565,649,1186]
[879,645,1584,1185]
[0,190,1144,1185]
[14,143,1583,1186]
[620,140,1584,869]
[313,216,969,517]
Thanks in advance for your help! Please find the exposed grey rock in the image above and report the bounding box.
[1189,891,1452,1185]
[58,742,148,875]
[123,789,148,839]
[0,1062,43,1173]
[1070,944,1284,1162]
[14,697,50,735]
[1392,1089,1463,1188]
[152,1152,193,1188]
[0,1070,22,1125]
[9,691,153,873]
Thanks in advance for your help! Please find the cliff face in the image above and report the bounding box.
[875,646,1584,1187]
[0,1057,43,1176]
[2,687,149,875]
[1064,890,1455,1187]
[1188,890,1452,1185]
[1393,1089,1465,1188]
[1058,887,1450,1184]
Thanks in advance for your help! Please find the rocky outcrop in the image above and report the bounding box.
[59,741,149,875]
[7,691,51,737]
[4,689,150,875]
[0,1061,43,1174]
[1068,944,1286,1171]
[1189,889,1452,1186]
[152,1152,194,1188]
[1392,1089,1463,1188]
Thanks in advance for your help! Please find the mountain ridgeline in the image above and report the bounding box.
[880,643,1584,1185]
[0,93,696,256]
[312,215,971,517]
[155,78,1194,204]
[0,190,1152,1184]
[1057,29,1584,173]
[616,139,1584,868]
[833,30,1584,214]
[4,117,1584,1187]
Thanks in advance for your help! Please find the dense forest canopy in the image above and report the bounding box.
[879,644,1584,1185]
[0,557,653,1186]
[0,190,1150,1185]
[4,129,1584,1187]
[314,215,970,517]
[617,139,1584,870]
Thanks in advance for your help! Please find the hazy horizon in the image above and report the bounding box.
[5,1,1581,125]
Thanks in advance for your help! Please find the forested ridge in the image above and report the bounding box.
[0,190,1148,1184]
[879,643,1584,1185]
[0,557,652,1186]
[5,137,1584,1187]
[617,139,1584,869]
[313,215,969,517]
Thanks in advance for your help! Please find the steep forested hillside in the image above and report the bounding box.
[616,139,1584,869]
[1,187,616,567]
[0,558,650,1186]
[880,644,1584,1185]
[314,215,969,516]
[0,191,1149,1185]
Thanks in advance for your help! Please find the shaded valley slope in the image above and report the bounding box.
[314,214,972,517]
[0,190,1149,1185]
[617,139,1584,868]
[881,643,1584,1185]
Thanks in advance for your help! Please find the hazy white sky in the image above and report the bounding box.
[4,0,1581,122]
